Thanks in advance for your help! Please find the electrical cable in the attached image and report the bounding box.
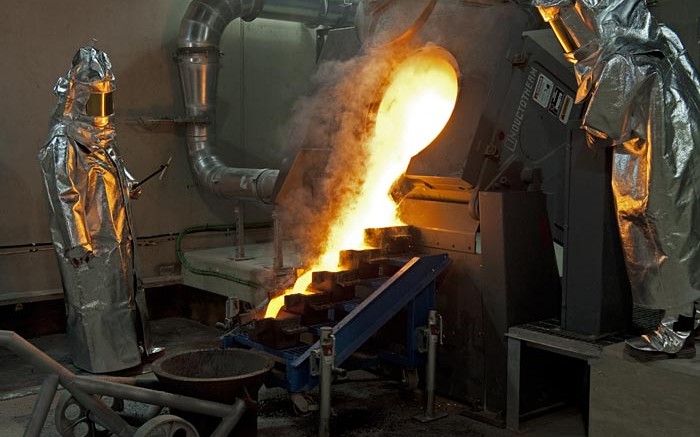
[175,222,271,289]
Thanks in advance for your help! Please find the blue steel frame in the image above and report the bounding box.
[223,253,450,392]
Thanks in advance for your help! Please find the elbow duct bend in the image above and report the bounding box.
[177,0,357,203]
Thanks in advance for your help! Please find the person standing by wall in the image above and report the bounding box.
[38,46,154,373]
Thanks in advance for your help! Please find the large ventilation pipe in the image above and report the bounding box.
[177,0,357,203]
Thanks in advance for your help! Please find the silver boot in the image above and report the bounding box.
[626,314,696,359]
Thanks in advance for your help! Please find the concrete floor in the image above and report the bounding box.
[0,317,585,437]
[588,342,700,437]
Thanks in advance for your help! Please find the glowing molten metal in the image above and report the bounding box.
[265,48,459,318]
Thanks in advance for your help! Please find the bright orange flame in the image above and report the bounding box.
[264,48,459,319]
[264,271,314,318]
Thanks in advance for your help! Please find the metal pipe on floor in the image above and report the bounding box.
[92,374,160,389]
[211,399,247,437]
[0,330,72,377]
[23,375,59,437]
[59,383,133,436]
[73,376,242,420]
[0,331,134,436]
[318,326,334,437]
[0,330,248,436]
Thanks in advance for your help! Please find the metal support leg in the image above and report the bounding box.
[23,374,59,437]
[319,327,334,437]
[273,209,283,271]
[506,336,522,431]
[414,310,448,423]
[211,399,247,437]
[235,203,246,259]
[135,284,154,354]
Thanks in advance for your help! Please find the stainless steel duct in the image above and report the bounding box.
[177,0,357,203]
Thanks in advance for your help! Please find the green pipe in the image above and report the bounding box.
[175,223,271,289]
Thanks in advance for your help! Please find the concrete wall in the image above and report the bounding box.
[0,0,317,299]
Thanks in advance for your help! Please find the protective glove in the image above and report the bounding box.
[66,245,93,268]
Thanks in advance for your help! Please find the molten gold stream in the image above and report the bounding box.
[265,48,460,319]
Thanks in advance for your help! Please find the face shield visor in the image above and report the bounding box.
[85,91,114,117]
[81,77,115,128]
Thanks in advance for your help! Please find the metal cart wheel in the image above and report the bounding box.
[55,392,124,437]
[133,415,199,437]
[291,392,316,417]
[402,367,419,390]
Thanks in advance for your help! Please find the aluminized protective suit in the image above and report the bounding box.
[38,47,149,373]
[534,0,700,313]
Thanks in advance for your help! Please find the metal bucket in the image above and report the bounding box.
[152,348,274,436]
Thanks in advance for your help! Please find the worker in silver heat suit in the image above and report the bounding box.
[533,0,700,358]
[38,46,153,372]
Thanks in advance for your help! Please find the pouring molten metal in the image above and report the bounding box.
[265,47,460,318]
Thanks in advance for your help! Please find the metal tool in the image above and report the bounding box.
[131,156,172,190]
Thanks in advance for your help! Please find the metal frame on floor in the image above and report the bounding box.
[225,253,451,393]
[505,322,620,431]
[0,330,245,437]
